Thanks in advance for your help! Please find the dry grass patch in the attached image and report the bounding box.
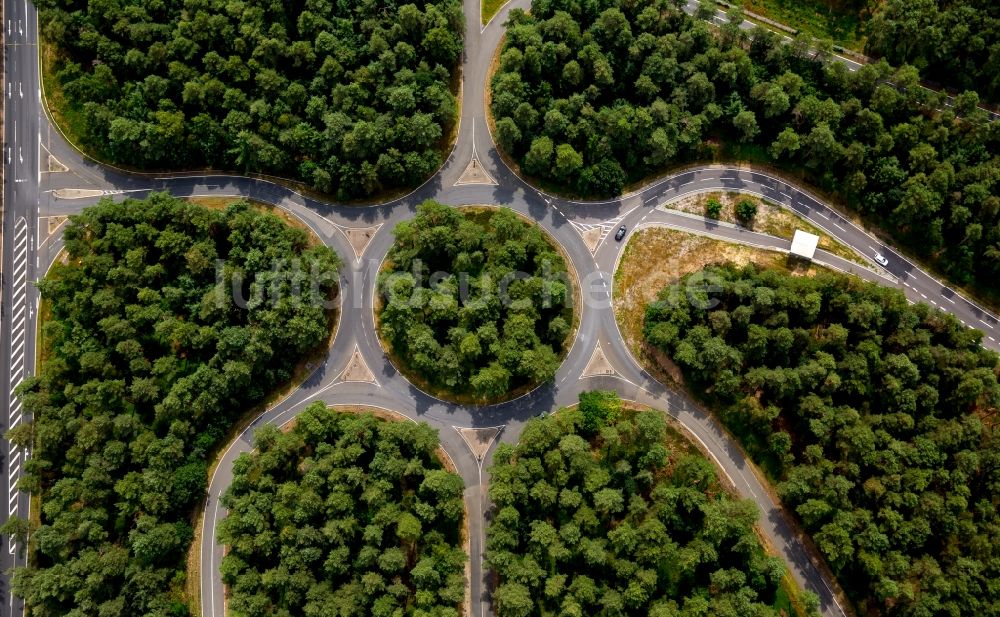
[665,191,864,264]
[613,227,814,386]
[482,0,509,25]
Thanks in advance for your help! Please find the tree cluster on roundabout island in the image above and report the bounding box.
[490,0,1000,295]
[37,0,463,199]
[645,263,1000,616]
[5,194,341,615]
[219,403,467,617]
[487,391,808,617]
[378,201,574,402]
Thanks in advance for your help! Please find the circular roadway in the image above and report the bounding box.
[18,1,1000,617]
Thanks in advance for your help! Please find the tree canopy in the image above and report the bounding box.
[219,404,467,617]
[867,0,1000,103]
[490,0,1000,297]
[38,0,463,199]
[378,201,573,400]
[644,263,1000,615]
[9,194,341,616]
[486,391,811,617]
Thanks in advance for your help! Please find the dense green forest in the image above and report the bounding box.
[486,391,813,617]
[7,195,341,616]
[219,403,467,616]
[643,264,1000,615]
[866,0,1000,102]
[490,0,1000,294]
[378,201,573,400]
[733,0,1000,102]
[37,0,463,199]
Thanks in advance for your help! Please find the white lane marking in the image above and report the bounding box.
[833,222,846,231]
[7,218,30,554]
[980,319,993,329]
[9,340,25,362]
[645,196,657,205]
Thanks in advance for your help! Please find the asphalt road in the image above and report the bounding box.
[3,1,1000,617]
[0,0,38,614]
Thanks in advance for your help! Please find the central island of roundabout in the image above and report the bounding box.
[375,201,580,405]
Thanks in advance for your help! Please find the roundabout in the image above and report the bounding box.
[2,1,1000,617]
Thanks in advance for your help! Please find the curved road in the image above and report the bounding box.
[3,1,1000,617]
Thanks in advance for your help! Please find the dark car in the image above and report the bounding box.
[614,225,627,241]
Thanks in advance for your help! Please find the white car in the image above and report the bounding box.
[874,252,889,267]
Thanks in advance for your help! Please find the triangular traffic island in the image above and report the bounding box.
[48,155,68,173]
[52,188,105,200]
[46,215,68,235]
[339,345,377,384]
[582,342,619,379]
[455,426,504,462]
[454,154,497,186]
[581,226,602,254]
[340,224,382,261]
